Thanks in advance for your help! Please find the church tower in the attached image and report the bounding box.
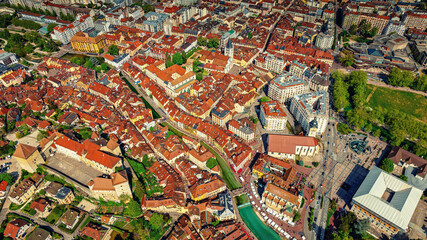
[224,38,234,59]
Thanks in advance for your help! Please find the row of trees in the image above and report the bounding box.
[332,70,427,155]
[11,17,41,30]
[197,37,220,48]
[388,67,427,91]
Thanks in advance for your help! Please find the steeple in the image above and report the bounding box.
[224,38,234,59]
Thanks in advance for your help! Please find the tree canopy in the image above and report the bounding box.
[107,44,119,55]
[207,38,220,48]
[172,52,183,65]
[379,158,394,173]
[388,67,415,87]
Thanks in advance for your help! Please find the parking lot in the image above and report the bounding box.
[46,153,103,186]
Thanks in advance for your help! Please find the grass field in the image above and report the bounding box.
[366,85,427,122]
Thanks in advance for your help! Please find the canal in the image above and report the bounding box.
[238,205,283,240]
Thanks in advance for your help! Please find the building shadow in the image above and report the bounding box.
[336,164,368,207]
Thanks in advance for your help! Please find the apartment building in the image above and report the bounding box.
[51,14,94,44]
[211,107,232,127]
[383,21,407,36]
[289,60,308,79]
[268,72,309,103]
[265,54,285,73]
[228,119,255,142]
[343,12,389,33]
[259,100,287,131]
[290,91,329,136]
[190,179,227,202]
[315,32,334,49]
[403,12,427,31]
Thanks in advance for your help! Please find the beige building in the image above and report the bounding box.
[88,171,132,202]
[13,143,44,173]
[260,100,287,131]
[262,183,299,220]
[211,107,232,127]
[267,134,319,160]
[8,177,38,205]
[343,12,389,33]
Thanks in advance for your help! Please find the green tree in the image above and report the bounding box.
[193,59,201,72]
[100,63,108,71]
[412,74,427,91]
[125,199,142,217]
[84,60,94,69]
[259,96,271,103]
[47,23,57,33]
[292,211,301,222]
[248,32,253,39]
[196,72,203,81]
[98,48,104,54]
[379,158,394,173]
[0,173,14,185]
[414,138,427,157]
[172,52,183,65]
[149,212,164,230]
[364,123,372,133]
[349,24,357,35]
[24,44,33,54]
[354,218,370,236]
[347,108,367,130]
[339,53,354,67]
[373,128,381,138]
[207,38,220,48]
[399,175,408,181]
[0,29,11,39]
[332,71,349,111]
[388,67,415,87]
[197,37,207,46]
[369,27,378,37]
[107,44,119,55]
[142,3,155,13]
[133,180,145,201]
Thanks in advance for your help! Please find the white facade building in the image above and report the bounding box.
[268,72,309,103]
[290,91,329,136]
[51,14,94,44]
[259,100,287,131]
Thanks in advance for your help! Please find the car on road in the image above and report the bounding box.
[314,217,317,222]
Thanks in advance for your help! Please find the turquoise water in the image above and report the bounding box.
[238,206,283,240]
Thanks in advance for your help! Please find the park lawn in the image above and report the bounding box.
[366,85,427,122]
[200,142,241,190]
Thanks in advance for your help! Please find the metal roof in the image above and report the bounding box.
[352,166,422,231]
